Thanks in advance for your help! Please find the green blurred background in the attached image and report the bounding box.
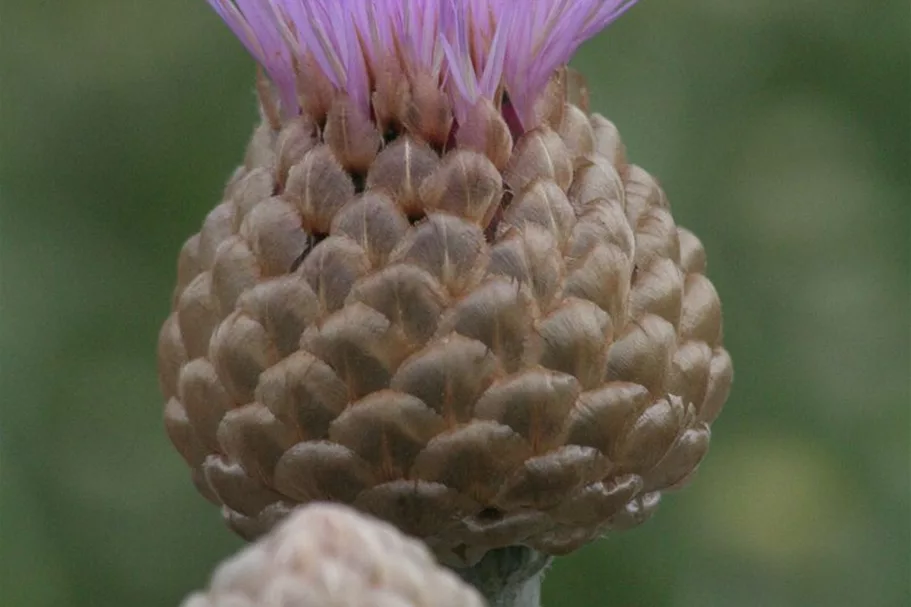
[2,2,908,606]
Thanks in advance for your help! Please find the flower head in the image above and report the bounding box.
[208,0,637,134]
[161,0,732,571]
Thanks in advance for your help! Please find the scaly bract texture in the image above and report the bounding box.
[158,93,732,565]
[159,0,732,567]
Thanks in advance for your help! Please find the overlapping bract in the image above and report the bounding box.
[158,85,732,564]
[206,0,637,128]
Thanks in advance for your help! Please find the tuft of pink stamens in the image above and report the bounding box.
[207,1,637,132]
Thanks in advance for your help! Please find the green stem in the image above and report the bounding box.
[450,547,552,607]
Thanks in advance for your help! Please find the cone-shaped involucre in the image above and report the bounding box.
[160,0,733,567]
[182,503,486,607]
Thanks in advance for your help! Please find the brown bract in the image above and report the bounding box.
[159,85,732,566]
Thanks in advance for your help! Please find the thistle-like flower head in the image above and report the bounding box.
[208,1,636,134]
[160,0,732,569]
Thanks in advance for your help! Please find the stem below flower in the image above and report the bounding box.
[450,546,552,607]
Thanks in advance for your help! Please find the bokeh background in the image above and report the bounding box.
[2,2,908,606]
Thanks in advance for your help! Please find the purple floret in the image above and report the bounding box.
[207,0,638,129]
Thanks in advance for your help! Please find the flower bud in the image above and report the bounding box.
[182,503,485,607]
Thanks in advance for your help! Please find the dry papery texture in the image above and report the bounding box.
[182,502,485,607]
[158,75,732,567]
